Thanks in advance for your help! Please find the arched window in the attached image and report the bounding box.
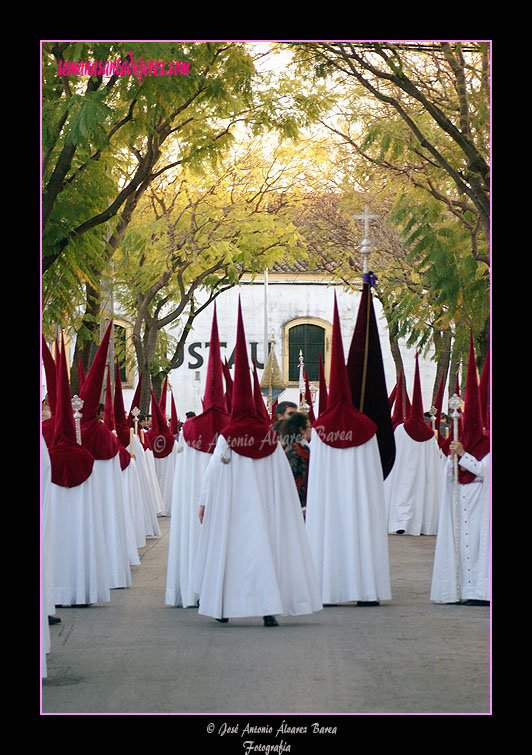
[283,317,332,385]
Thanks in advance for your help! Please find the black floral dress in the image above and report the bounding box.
[284,441,310,510]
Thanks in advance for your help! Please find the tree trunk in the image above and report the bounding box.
[133,318,159,415]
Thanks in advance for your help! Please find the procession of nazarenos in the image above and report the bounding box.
[41,40,490,715]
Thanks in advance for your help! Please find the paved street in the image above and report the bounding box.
[41,516,490,719]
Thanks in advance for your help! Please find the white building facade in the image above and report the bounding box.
[41,270,442,421]
[121,271,440,420]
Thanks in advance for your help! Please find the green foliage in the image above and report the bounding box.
[381,191,489,361]
[42,41,333,338]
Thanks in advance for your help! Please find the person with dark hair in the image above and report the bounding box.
[279,412,311,517]
[273,400,298,438]
[276,401,298,419]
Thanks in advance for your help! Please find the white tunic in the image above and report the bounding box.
[91,456,132,589]
[50,470,111,606]
[431,452,490,603]
[191,436,323,620]
[121,458,146,551]
[165,435,212,607]
[153,445,178,517]
[41,437,52,678]
[130,434,162,537]
[384,424,442,535]
[305,430,392,604]
[143,445,165,515]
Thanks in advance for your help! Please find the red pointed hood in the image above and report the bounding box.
[79,321,120,460]
[203,303,226,411]
[404,354,434,441]
[314,294,376,449]
[442,332,490,476]
[49,334,95,487]
[170,392,179,435]
[42,336,57,448]
[432,373,446,448]
[479,345,490,434]
[127,375,143,429]
[80,321,112,419]
[146,389,175,458]
[105,364,131,470]
[183,303,230,453]
[103,366,115,433]
[114,359,132,448]
[460,331,490,476]
[159,374,168,419]
[318,352,328,417]
[222,358,233,413]
[220,299,277,458]
[42,336,57,415]
[391,370,407,429]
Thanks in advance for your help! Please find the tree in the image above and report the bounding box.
[287,41,490,257]
[284,41,490,384]
[42,41,333,369]
[113,139,306,411]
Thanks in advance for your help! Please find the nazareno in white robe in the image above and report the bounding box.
[384,423,442,536]
[91,454,132,589]
[430,452,490,603]
[305,429,392,605]
[143,442,165,515]
[153,444,179,517]
[165,434,212,607]
[50,461,111,607]
[41,436,52,678]
[130,433,161,537]
[121,456,146,551]
[191,435,323,620]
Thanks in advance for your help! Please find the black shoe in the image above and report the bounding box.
[357,601,380,607]
[48,615,61,625]
[462,599,490,606]
[396,530,405,535]
[263,615,279,626]
[216,618,229,623]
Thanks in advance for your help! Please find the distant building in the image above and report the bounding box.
[42,263,441,421]
[124,263,439,419]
